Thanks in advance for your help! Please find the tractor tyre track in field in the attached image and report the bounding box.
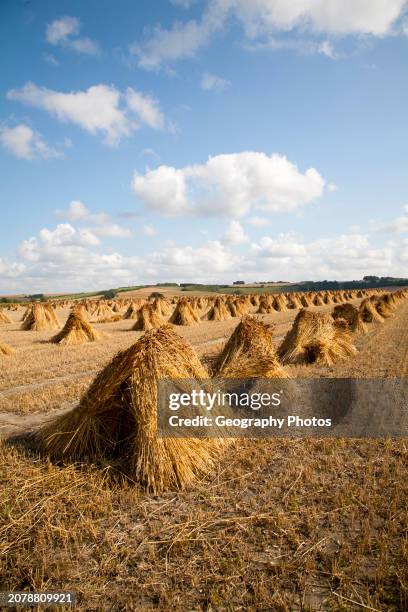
[0,369,99,399]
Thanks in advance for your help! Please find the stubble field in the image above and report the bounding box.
[0,292,407,610]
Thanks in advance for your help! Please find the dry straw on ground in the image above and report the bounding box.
[0,341,13,355]
[278,309,357,366]
[39,325,226,492]
[51,309,102,345]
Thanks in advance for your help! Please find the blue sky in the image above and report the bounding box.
[1,0,408,293]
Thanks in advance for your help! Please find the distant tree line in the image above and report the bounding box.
[287,277,408,292]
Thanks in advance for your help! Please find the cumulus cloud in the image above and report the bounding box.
[0,124,62,160]
[92,224,132,239]
[201,71,230,91]
[222,220,249,244]
[46,16,100,56]
[0,257,26,279]
[18,224,100,264]
[250,232,393,277]
[56,200,89,220]
[132,0,407,69]
[15,239,135,293]
[232,0,407,37]
[7,225,239,292]
[145,240,240,278]
[132,151,325,218]
[370,204,408,234]
[55,201,132,238]
[125,88,165,129]
[2,221,406,293]
[7,82,167,146]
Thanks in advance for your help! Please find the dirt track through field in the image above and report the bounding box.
[0,403,74,437]
[0,369,99,399]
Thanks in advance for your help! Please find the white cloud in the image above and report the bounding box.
[251,232,307,258]
[327,182,338,192]
[126,88,165,129]
[142,224,157,236]
[0,257,26,279]
[131,0,407,70]
[46,16,100,56]
[232,0,407,37]
[146,240,240,278]
[69,37,100,56]
[18,224,100,264]
[246,36,339,58]
[132,151,325,217]
[201,71,231,91]
[2,222,407,293]
[15,236,135,292]
[130,0,228,69]
[133,165,189,216]
[92,223,132,239]
[46,16,80,44]
[55,201,132,238]
[222,220,249,244]
[7,225,239,292]
[247,215,270,227]
[250,232,393,277]
[318,41,336,58]
[377,205,408,233]
[39,224,100,247]
[131,21,212,70]
[0,124,62,160]
[7,83,166,146]
[56,200,89,220]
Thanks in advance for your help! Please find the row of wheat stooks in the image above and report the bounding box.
[0,288,407,493]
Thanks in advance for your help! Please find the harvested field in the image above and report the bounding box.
[1,288,407,610]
